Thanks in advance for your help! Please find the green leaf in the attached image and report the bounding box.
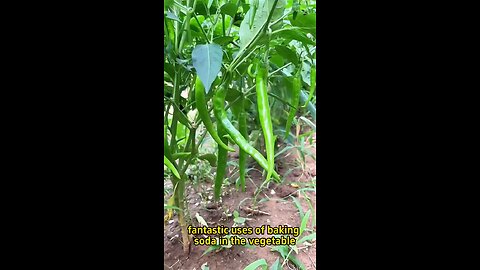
[243,258,268,270]
[299,209,311,237]
[272,29,315,45]
[269,258,282,270]
[195,0,218,16]
[164,63,175,81]
[290,13,316,37]
[220,3,238,18]
[198,153,217,166]
[275,45,298,65]
[233,210,239,218]
[297,233,316,244]
[239,0,286,49]
[192,44,223,94]
[164,155,180,179]
[213,36,234,46]
[271,245,289,259]
[269,54,284,68]
[164,0,174,10]
[225,88,242,103]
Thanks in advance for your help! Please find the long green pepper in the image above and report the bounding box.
[255,66,275,182]
[285,73,301,138]
[214,125,228,201]
[238,99,247,192]
[231,95,248,192]
[213,87,281,182]
[195,77,235,152]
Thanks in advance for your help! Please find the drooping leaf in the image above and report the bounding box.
[192,44,223,93]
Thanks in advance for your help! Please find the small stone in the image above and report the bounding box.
[270,189,276,195]
[267,219,270,223]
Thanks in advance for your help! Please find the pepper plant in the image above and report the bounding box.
[164,0,316,254]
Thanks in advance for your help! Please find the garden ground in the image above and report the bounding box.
[164,135,316,270]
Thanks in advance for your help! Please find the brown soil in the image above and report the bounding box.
[164,136,316,270]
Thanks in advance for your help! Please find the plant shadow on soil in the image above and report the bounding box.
[164,137,316,270]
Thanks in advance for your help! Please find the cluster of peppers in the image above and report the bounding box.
[196,73,280,201]
[194,63,317,202]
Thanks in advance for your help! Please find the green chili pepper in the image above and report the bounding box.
[238,99,248,192]
[255,66,275,182]
[214,124,228,201]
[304,66,316,107]
[213,87,281,182]
[285,73,301,138]
[195,77,235,152]
[231,94,248,192]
